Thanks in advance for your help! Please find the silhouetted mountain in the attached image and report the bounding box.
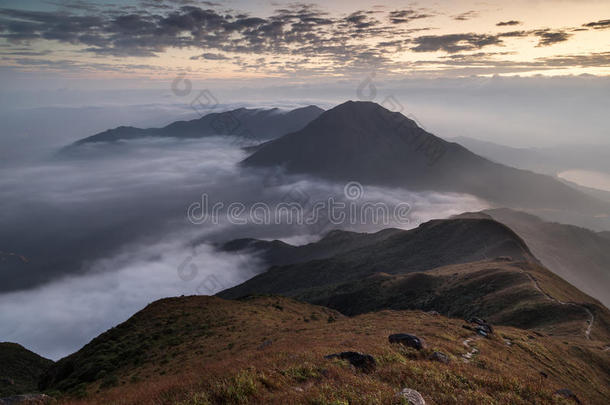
[0,343,53,397]
[244,101,609,217]
[454,208,610,307]
[70,105,324,146]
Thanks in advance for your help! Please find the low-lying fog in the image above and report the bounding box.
[0,136,487,360]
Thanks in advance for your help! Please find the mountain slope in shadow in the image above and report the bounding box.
[219,218,537,298]
[243,101,609,218]
[0,342,54,397]
[455,208,610,308]
[69,105,324,146]
[218,217,610,341]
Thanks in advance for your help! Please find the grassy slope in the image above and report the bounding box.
[295,260,610,342]
[42,296,609,405]
[0,342,54,397]
[218,218,537,300]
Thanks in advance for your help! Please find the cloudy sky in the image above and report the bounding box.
[0,0,609,87]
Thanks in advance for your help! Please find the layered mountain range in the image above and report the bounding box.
[9,101,606,404]
[68,105,324,146]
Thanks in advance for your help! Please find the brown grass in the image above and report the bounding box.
[44,295,609,405]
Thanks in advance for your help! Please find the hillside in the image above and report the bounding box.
[243,101,609,219]
[39,296,610,404]
[0,343,54,397]
[454,208,610,307]
[451,136,610,178]
[218,218,610,342]
[68,105,324,146]
[221,228,405,267]
[219,218,537,298]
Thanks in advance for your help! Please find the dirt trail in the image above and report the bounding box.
[523,272,594,340]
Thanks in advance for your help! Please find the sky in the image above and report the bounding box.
[0,0,609,88]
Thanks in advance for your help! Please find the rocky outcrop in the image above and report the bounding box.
[397,388,426,405]
[324,351,376,373]
[429,351,450,364]
[388,334,424,350]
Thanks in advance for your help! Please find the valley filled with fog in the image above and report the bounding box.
[0,133,486,360]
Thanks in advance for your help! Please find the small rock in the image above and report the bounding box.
[468,317,493,334]
[325,351,376,373]
[426,310,440,316]
[475,327,489,338]
[539,371,548,378]
[397,388,426,405]
[554,388,581,404]
[388,333,424,350]
[257,339,272,350]
[0,394,53,405]
[429,351,450,364]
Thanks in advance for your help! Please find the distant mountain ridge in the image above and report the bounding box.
[69,105,324,146]
[243,101,610,220]
[451,136,610,177]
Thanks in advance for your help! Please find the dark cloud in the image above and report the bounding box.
[0,3,587,75]
[497,30,529,38]
[496,20,521,26]
[413,51,610,74]
[411,33,502,53]
[388,9,432,24]
[0,49,51,56]
[538,51,610,67]
[582,19,610,29]
[453,11,478,21]
[533,29,571,47]
[191,52,229,60]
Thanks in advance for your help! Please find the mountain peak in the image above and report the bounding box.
[243,100,449,186]
[309,100,417,132]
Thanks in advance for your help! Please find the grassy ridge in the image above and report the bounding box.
[42,296,609,404]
